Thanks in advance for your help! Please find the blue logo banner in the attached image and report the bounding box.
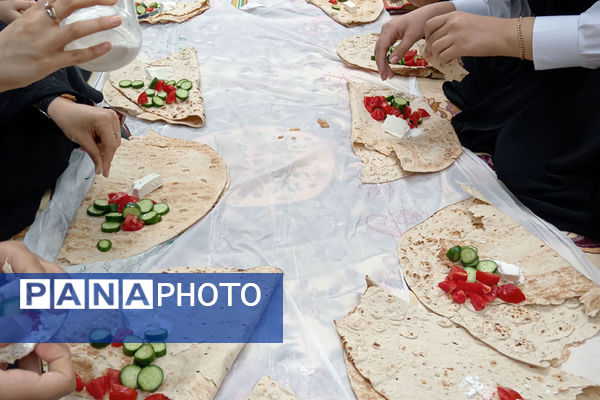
[0,273,283,343]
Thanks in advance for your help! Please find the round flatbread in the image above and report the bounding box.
[141,0,210,24]
[307,0,382,26]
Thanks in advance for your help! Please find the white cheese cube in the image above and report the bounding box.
[131,173,164,198]
[495,260,523,283]
[344,0,357,13]
[145,66,174,81]
[382,115,410,140]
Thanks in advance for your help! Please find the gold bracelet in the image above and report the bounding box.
[517,16,524,60]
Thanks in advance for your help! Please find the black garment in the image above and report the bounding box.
[443,0,600,238]
[0,22,103,239]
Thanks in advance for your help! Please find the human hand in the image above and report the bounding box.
[375,1,456,80]
[0,0,122,92]
[0,343,75,400]
[408,0,438,7]
[424,11,525,64]
[0,0,35,23]
[48,98,121,177]
[0,241,65,274]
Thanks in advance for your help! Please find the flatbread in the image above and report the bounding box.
[417,40,467,81]
[338,35,443,78]
[64,266,282,400]
[336,280,598,400]
[56,131,229,265]
[307,0,382,26]
[141,0,210,24]
[103,47,204,128]
[348,81,462,183]
[397,194,600,367]
[247,376,298,400]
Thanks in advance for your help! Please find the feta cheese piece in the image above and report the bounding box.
[161,1,177,11]
[494,260,524,284]
[145,66,174,80]
[344,0,357,13]
[131,173,164,198]
[382,115,410,140]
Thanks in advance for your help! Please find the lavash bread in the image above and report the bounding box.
[348,82,462,183]
[336,279,598,400]
[141,0,209,24]
[417,40,468,82]
[104,47,204,128]
[307,0,382,26]
[247,376,298,400]
[64,266,282,400]
[397,192,600,367]
[338,35,442,78]
[56,131,230,265]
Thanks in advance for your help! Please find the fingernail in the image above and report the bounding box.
[99,42,111,51]
[110,15,121,25]
[390,55,399,64]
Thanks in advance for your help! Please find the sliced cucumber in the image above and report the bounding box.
[174,89,188,101]
[101,221,121,233]
[144,328,168,342]
[175,78,188,88]
[87,206,105,217]
[446,245,461,262]
[97,239,112,252]
[150,342,166,358]
[119,80,132,88]
[137,365,163,392]
[105,212,123,222]
[180,81,192,90]
[93,199,110,211]
[108,203,119,212]
[462,245,478,253]
[148,2,159,7]
[149,77,159,89]
[120,364,141,389]
[137,199,154,214]
[141,211,159,225]
[477,259,498,273]
[465,267,477,283]
[123,335,143,356]
[392,97,408,109]
[463,257,480,269]
[142,99,154,108]
[131,80,145,89]
[152,96,165,107]
[134,344,156,367]
[156,91,167,100]
[459,247,478,265]
[89,329,112,348]
[136,4,146,13]
[153,203,169,216]
[145,88,156,97]
[166,80,176,86]
[122,203,142,218]
[331,4,340,9]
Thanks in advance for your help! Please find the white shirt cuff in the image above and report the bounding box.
[451,0,490,16]
[533,15,582,70]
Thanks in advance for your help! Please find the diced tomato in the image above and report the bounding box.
[489,285,500,298]
[328,0,337,3]
[408,111,421,126]
[145,395,170,400]
[497,386,524,400]
[416,58,428,67]
[154,80,166,92]
[106,369,121,386]
[405,49,417,58]
[498,284,526,304]
[137,92,148,106]
[447,265,468,282]
[456,281,492,295]
[86,376,109,400]
[467,291,487,311]
[451,289,467,304]
[475,270,500,286]
[403,105,412,119]
[122,214,144,231]
[109,384,138,400]
[108,192,139,213]
[165,91,177,104]
[417,108,430,118]
[75,374,85,392]
[364,96,387,113]
[164,84,177,94]
[438,280,457,294]
[146,6,154,11]
[110,342,123,347]
[370,108,386,121]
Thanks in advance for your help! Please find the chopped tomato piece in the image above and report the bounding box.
[403,105,412,119]
[497,386,524,400]
[146,6,154,11]
[467,291,487,311]
[75,374,85,392]
[416,108,430,118]
[164,84,177,94]
[106,369,121,386]
[475,270,500,286]
[86,376,109,400]
[328,0,337,3]
[364,96,387,113]
[110,342,123,347]
[137,92,148,106]
[122,214,144,231]
[451,289,467,304]
[447,265,468,282]
[382,104,396,115]
[405,49,417,58]
[498,284,526,304]
[108,192,139,213]
[415,58,428,67]
[165,91,177,104]
[438,280,457,294]
[154,80,166,92]
[109,384,138,400]
[145,395,169,400]
[370,108,386,121]
[456,281,492,295]
[408,111,421,126]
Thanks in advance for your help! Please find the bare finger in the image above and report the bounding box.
[14,0,35,10]
[98,112,121,177]
[35,344,75,398]
[56,42,112,70]
[375,27,398,80]
[77,134,104,175]
[438,44,459,65]
[388,37,416,69]
[53,0,117,19]
[18,352,42,374]
[428,35,453,62]
[424,13,447,40]
[57,15,121,48]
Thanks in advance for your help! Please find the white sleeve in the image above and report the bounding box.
[451,0,530,18]
[533,2,600,70]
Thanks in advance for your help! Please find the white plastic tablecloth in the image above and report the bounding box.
[25,0,600,397]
